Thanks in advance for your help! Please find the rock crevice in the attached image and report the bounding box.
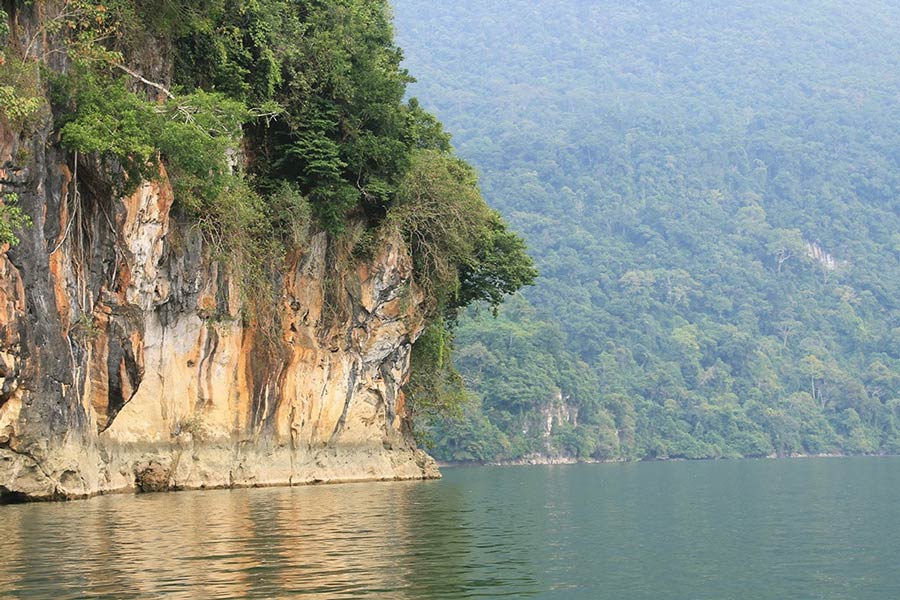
[0,124,439,502]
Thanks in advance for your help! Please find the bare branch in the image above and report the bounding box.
[114,64,174,99]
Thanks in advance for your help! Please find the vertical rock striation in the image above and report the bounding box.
[0,124,439,501]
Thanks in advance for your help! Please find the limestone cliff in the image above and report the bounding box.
[0,0,538,501]
[0,120,439,501]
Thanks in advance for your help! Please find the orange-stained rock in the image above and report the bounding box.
[0,121,438,502]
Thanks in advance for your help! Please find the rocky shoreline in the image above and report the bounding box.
[2,442,439,503]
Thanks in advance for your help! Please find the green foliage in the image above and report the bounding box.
[56,66,247,201]
[170,0,420,234]
[0,9,44,130]
[155,90,249,211]
[51,44,281,319]
[70,313,102,342]
[457,213,538,313]
[56,71,160,186]
[266,181,313,247]
[172,0,282,104]
[395,0,900,462]
[418,398,512,462]
[44,0,426,238]
[0,9,36,247]
[55,68,276,313]
[406,318,468,421]
[0,193,31,247]
[0,63,44,129]
[388,150,488,308]
[388,149,536,316]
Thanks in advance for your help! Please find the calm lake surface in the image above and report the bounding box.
[2,457,900,599]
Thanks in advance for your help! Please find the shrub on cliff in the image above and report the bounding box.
[387,149,536,317]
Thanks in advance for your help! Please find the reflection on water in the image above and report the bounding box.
[3,458,900,599]
[0,475,542,599]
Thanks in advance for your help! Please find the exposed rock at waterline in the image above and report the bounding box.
[0,128,439,501]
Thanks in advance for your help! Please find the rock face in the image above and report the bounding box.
[0,121,440,501]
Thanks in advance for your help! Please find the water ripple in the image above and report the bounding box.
[3,459,900,598]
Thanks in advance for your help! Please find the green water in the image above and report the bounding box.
[2,457,899,598]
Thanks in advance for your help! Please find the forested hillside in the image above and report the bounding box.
[393,0,900,461]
